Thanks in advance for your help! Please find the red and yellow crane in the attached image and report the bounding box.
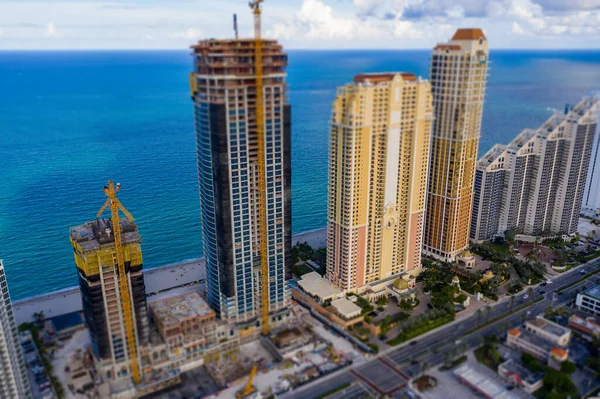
[249,0,270,336]
[97,181,140,384]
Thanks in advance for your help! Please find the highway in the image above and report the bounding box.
[285,259,600,399]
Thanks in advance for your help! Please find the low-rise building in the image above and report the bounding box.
[506,327,569,368]
[454,365,519,399]
[576,285,600,316]
[330,298,362,320]
[525,316,571,346]
[297,272,343,303]
[568,314,600,340]
[498,359,544,393]
[148,291,217,370]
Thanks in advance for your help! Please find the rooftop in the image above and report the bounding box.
[451,28,486,41]
[297,272,342,302]
[569,315,600,335]
[527,316,570,338]
[499,359,544,385]
[508,129,537,152]
[510,327,568,357]
[582,284,600,301]
[149,291,215,328]
[477,144,507,169]
[330,298,362,319]
[353,72,417,84]
[454,365,518,399]
[70,218,140,252]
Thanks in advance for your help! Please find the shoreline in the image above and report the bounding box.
[12,227,327,325]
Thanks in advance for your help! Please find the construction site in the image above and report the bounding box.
[45,1,364,398]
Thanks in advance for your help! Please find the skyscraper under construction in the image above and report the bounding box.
[424,29,489,262]
[326,73,433,290]
[189,35,292,324]
[70,212,149,383]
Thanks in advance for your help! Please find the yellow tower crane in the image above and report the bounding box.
[96,181,140,384]
[249,0,270,336]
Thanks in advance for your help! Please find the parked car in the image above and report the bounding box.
[522,294,529,299]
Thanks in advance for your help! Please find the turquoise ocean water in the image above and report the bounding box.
[1,50,599,300]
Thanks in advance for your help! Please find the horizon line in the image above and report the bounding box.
[1,47,600,52]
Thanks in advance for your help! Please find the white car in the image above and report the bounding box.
[546,279,553,284]
[522,294,529,299]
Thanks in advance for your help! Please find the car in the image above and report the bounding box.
[539,290,546,295]
[410,341,418,346]
[547,279,553,284]
[541,282,547,287]
[580,270,588,275]
[558,291,564,295]
[522,294,529,299]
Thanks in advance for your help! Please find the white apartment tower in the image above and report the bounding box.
[0,260,32,399]
[471,97,600,242]
[582,96,600,218]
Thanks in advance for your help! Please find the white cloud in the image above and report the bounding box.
[0,0,599,49]
[44,22,58,38]
[169,28,203,40]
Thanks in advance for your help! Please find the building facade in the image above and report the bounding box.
[424,29,490,261]
[471,97,600,242]
[582,97,600,218]
[70,218,150,383]
[576,285,600,316]
[190,38,292,324]
[326,73,433,290]
[0,260,32,399]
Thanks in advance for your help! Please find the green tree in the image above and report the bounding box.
[560,360,577,374]
[504,228,517,247]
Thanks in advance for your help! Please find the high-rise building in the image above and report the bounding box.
[471,97,600,241]
[326,73,433,290]
[424,29,489,262]
[582,97,600,218]
[0,260,32,399]
[70,218,149,382]
[189,38,292,324]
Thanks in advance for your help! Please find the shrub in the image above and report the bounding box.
[560,360,577,374]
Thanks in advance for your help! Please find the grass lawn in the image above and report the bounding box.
[489,242,509,254]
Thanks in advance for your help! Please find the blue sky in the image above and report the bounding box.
[0,0,599,49]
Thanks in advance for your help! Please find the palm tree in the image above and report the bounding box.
[33,311,45,328]
[420,360,429,377]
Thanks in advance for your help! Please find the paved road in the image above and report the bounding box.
[285,260,600,399]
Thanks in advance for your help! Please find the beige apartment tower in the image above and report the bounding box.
[423,29,490,262]
[326,73,433,290]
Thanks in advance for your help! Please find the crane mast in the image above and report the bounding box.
[97,181,140,384]
[249,0,270,335]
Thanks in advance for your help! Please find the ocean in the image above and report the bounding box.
[1,49,599,300]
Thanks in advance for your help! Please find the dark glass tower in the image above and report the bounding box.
[190,38,292,324]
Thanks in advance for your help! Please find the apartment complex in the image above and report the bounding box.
[424,29,490,261]
[326,73,433,290]
[0,260,32,399]
[582,97,600,218]
[70,218,150,383]
[190,38,292,324]
[471,97,600,242]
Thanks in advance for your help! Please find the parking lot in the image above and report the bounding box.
[20,330,56,399]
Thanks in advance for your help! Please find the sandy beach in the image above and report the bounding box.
[13,228,326,325]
